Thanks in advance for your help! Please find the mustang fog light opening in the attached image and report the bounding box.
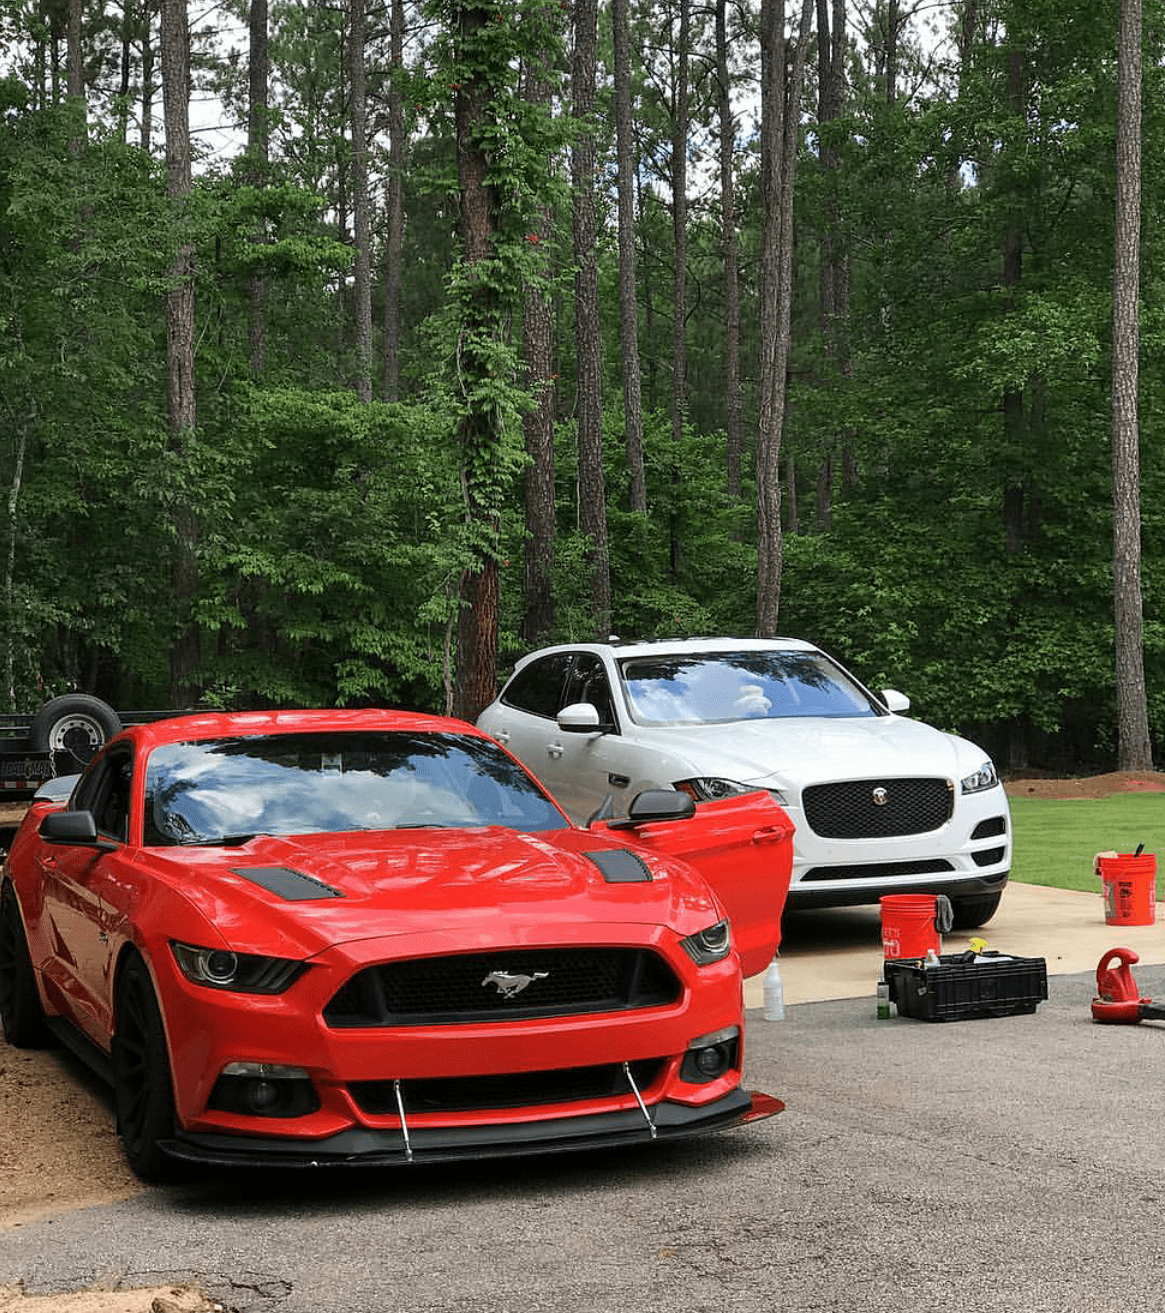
[680,1026,740,1085]
[209,1062,320,1118]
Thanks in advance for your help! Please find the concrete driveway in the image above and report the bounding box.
[746,879,1165,1007]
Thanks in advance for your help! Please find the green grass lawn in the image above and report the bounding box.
[1009,793,1165,893]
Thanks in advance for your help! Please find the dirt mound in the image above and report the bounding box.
[1005,770,1165,801]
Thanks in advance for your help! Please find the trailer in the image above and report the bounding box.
[0,694,186,852]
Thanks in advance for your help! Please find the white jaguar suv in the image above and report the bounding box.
[477,637,1010,930]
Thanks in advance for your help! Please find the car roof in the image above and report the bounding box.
[113,707,484,752]
[510,636,820,670]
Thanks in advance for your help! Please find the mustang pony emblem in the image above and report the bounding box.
[482,969,549,999]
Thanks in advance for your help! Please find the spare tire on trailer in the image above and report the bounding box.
[29,694,122,766]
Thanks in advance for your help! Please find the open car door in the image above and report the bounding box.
[592,791,794,978]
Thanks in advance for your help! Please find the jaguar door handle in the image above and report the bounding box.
[547,743,564,760]
[494,730,511,745]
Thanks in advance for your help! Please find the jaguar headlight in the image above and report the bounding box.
[961,760,1000,794]
[675,777,787,805]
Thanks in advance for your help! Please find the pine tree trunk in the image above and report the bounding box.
[452,0,501,720]
[816,0,854,507]
[141,4,155,154]
[669,0,690,447]
[716,0,742,500]
[247,0,269,376]
[522,280,556,645]
[572,0,611,638]
[521,64,556,645]
[756,0,813,637]
[4,407,29,711]
[382,0,405,401]
[160,0,199,702]
[612,0,646,512]
[349,0,373,402]
[1113,0,1152,769]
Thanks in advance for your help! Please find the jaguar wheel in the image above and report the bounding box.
[0,883,51,1047]
[949,891,1003,930]
[113,954,178,1182]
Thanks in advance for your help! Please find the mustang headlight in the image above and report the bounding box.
[680,919,732,966]
[961,760,1000,794]
[170,941,307,994]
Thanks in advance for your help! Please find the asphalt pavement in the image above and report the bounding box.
[6,880,1165,1312]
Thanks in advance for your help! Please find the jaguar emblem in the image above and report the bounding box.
[482,969,549,999]
[872,787,888,807]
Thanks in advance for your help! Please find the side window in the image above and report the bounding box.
[72,747,133,842]
[502,654,572,719]
[564,654,616,728]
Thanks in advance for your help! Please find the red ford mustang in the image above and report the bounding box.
[0,709,793,1179]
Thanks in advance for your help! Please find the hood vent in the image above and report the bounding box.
[583,849,652,884]
[231,865,344,901]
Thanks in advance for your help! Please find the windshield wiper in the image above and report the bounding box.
[185,831,267,847]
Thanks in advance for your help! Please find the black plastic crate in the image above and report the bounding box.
[884,952,1048,1022]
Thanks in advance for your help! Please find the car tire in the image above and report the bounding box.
[113,954,178,1182]
[949,891,1003,930]
[29,694,122,765]
[0,884,52,1048]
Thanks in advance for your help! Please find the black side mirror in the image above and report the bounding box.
[604,789,696,829]
[39,810,119,852]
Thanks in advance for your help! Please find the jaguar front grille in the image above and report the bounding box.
[323,947,681,1028]
[802,778,954,838]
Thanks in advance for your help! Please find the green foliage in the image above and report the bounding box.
[196,387,463,711]
[3,0,1165,774]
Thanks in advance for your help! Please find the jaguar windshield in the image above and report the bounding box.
[618,651,882,726]
[144,730,568,845]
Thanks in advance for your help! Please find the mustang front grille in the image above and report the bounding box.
[348,1059,665,1114]
[802,778,954,838]
[323,947,681,1028]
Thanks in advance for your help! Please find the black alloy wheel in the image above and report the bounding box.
[0,883,51,1048]
[113,954,178,1182]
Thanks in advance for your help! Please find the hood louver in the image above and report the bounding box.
[583,849,652,884]
[231,865,344,901]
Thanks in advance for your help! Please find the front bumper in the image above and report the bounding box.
[152,920,774,1159]
[780,783,1011,909]
[158,1088,785,1168]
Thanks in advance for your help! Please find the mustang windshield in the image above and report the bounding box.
[618,651,881,726]
[143,731,568,846]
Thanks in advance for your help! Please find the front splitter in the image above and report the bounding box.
[158,1088,785,1170]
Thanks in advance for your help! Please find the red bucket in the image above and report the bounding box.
[1098,853,1157,926]
[880,894,946,960]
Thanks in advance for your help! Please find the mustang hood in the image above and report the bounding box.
[654,714,980,790]
[157,827,716,959]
